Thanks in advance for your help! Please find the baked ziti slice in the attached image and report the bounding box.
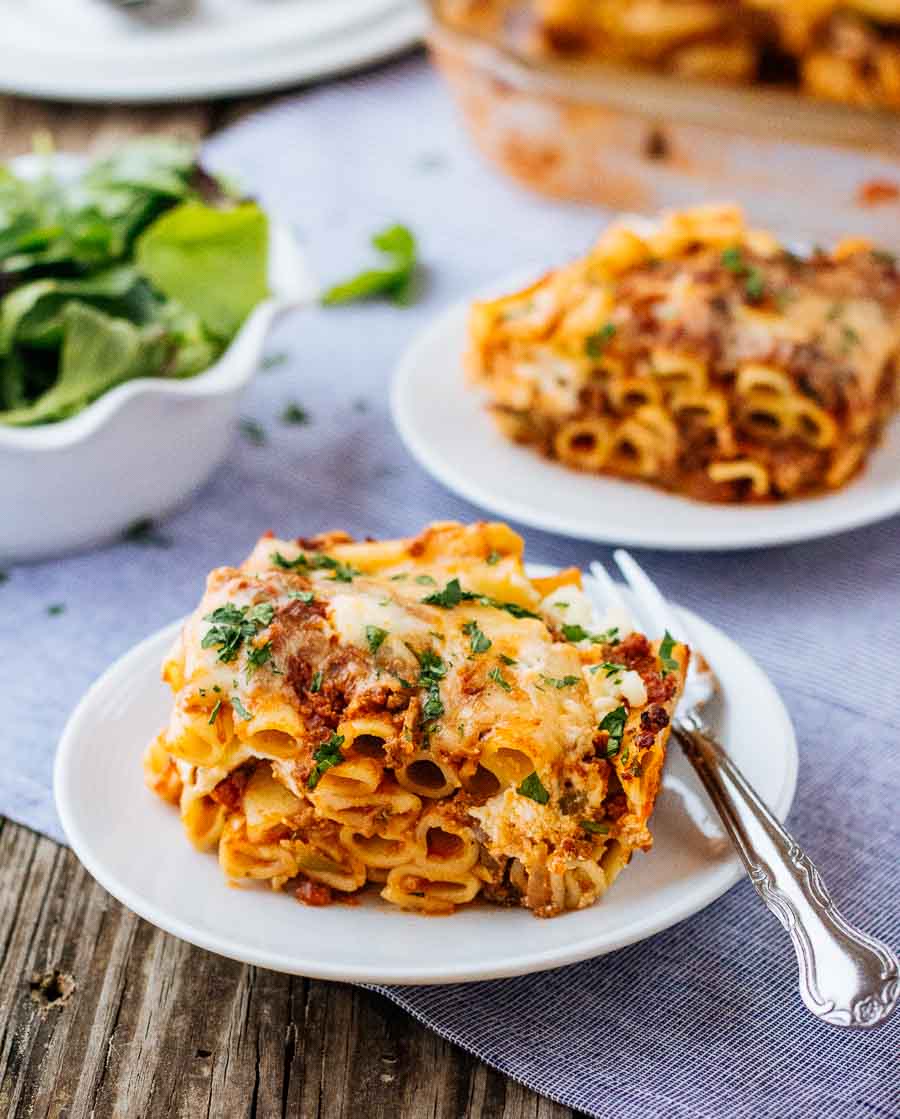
[468,205,900,502]
[145,522,688,917]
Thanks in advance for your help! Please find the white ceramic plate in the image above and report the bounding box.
[0,0,425,103]
[0,154,316,563]
[391,281,900,551]
[54,570,797,985]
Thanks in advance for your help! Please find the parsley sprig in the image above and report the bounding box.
[658,631,678,677]
[562,623,620,645]
[599,705,627,757]
[307,732,345,789]
[422,577,539,619]
[721,245,766,303]
[541,674,580,689]
[201,601,274,664]
[271,550,359,583]
[321,224,418,307]
[417,649,447,724]
[517,772,549,805]
[488,665,512,692]
[585,321,616,359]
[366,625,388,656]
[462,619,492,655]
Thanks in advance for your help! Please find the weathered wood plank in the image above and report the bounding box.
[0,818,581,1119]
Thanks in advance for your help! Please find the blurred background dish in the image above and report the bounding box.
[427,0,900,247]
[0,0,426,102]
[0,152,316,563]
[391,272,900,550]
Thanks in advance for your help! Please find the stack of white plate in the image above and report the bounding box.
[0,0,425,102]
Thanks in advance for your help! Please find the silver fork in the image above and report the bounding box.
[589,550,899,1030]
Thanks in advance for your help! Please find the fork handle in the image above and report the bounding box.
[673,723,899,1028]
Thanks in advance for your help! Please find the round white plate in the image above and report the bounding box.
[0,0,425,103]
[54,571,797,984]
[391,282,900,551]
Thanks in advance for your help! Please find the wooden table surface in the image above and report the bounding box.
[0,93,582,1119]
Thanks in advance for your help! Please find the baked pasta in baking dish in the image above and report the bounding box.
[145,521,688,917]
[468,205,900,502]
[436,0,900,110]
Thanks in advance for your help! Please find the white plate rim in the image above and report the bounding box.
[0,1,425,103]
[53,581,798,985]
[390,279,900,552]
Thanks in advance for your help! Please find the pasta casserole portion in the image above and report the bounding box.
[145,521,688,917]
[436,1,900,110]
[468,205,900,502]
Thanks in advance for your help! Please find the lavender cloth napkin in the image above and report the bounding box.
[2,60,897,1119]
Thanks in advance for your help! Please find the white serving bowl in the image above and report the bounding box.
[1,155,316,563]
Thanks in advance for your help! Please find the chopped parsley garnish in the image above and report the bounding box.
[488,665,512,692]
[366,625,388,655]
[841,324,861,351]
[417,649,447,724]
[599,705,627,757]
[271,550,358,583]
[585,322,616,358]
[262,351,288,370]
[721,246,745,273]
[744,268,765,302]
[721,246,766,302]
[122,517,171,548]
[287,590,315,603]
[307,732,345,789]
[517,772,549,805]
[310,670,323,693]
[46,603,66,616]
[486,550,501,565]
[580,820,609,835]
[231,695,252,720]
[207,699,222,725]
[621,746,630,764]
[658,630,678,676]
[414,574,436,585]
[422,578,539,619]
[201,601,274,663]
[390,573,408,581]
[239,417,266,445]
[542,674,580,689]
[246,641,273,674]
[321,223,418,307]
[499,654,517,666]
[593,661,626,679]
[462,619,492,655]
[422,577,469,608]
[553,601,569,611]
[281,401,310,425]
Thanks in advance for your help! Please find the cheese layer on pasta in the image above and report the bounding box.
[468,205,900,503]
[145,521,688,917]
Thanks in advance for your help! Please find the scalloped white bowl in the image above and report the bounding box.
[1,154,316,563]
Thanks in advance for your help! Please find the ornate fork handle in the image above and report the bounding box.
[674,720,899,1029]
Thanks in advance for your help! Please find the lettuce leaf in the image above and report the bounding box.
[136,200,268,339]
[0,302,166,426]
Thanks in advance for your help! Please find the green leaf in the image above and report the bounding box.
[488,665,512,692]
[585,322,616,358]
[0,302,165,426]
[321,223,418,307]
[517,772,549,805]
[462,619,492,655]
[580,819,609,835]
[599,706,628,757]
[307,732,345,789]
[658,630,679,677]
[366,625,388,656]
[136,200,269,339]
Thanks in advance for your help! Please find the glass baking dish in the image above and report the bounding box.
[427,3,900,247]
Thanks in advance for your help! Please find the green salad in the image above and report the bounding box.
[0,139,269,427]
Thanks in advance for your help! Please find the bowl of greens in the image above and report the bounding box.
[0,140,314,562]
